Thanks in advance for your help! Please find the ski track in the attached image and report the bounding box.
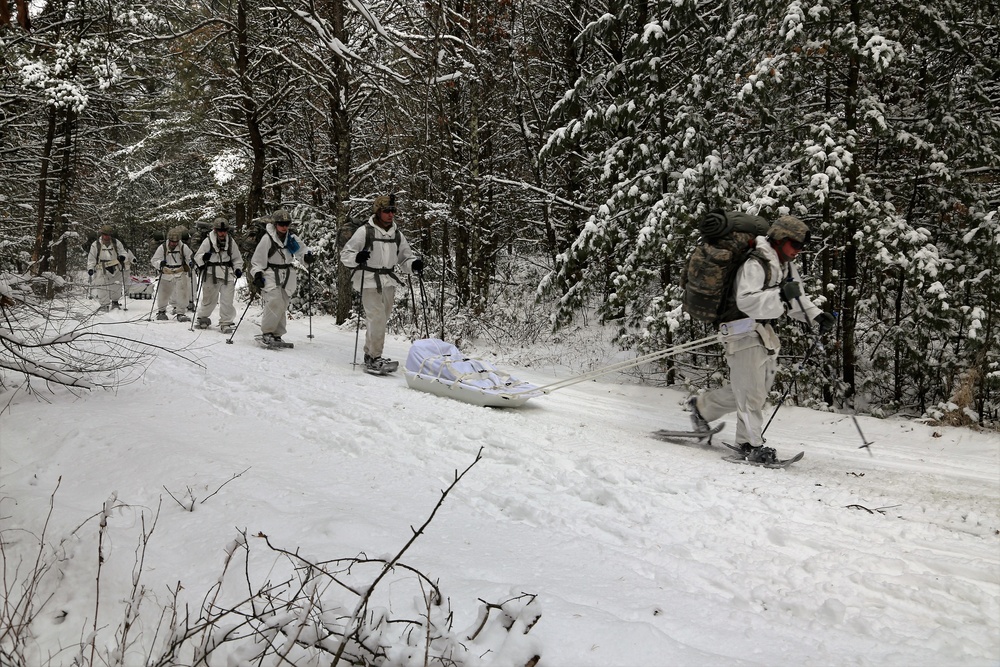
[206,323,996,665]
[3,310,997,666]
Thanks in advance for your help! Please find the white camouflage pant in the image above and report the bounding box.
[361,286,396,358]
[196,276,237,326]
[156,274,191,314]
[92,267,123,307]
[260,285,290,337]
[696,328,779,447]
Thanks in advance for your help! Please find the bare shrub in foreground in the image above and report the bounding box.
[0,450,542,667]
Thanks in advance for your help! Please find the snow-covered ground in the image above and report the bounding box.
[1,301,998,666]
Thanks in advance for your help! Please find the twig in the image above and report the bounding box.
[330,448,484,667]
[162,486,194,512]
[200,467,251,505]
[845,503,901,515]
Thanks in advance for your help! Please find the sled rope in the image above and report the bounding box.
[533,334,720,395]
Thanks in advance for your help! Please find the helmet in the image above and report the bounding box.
[99,225,113,235]
[768,215,810,244]
[213,217,229,231]
[271,209,291,224]
[372,194,396,215]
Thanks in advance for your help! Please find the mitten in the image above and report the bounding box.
[780,280,802,303]
[355,249,370,265]
[253,272,265,289]
[814,311,836,334]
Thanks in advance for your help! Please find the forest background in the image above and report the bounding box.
[1,0,998,425]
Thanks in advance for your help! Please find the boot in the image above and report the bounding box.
[156,310,168,321]
[687,396,711,434]
[736,443,777,464]
[196,317,211,329]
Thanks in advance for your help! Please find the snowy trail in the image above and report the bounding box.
[1,309,997,666]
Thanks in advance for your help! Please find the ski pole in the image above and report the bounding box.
[307,265,314,339]
[147,264,164,321]
[407,275,419,337]
[120,263,129,311]
[188,254,196,313]
[852,414,875,456]
[87,272,93,300]
[226,295,254,345]
[762,334,823,436]
[352,264,365,368]
[417,271,430,339]
[188,267,206,331]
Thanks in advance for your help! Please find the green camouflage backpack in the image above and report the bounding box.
[681,210,771,326]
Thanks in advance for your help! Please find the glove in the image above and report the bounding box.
[780,280,802,303]
[411,258,424,275]
[355,249,370,265]
[814,311,836,334]
[234,268,243,279]
[87,269,95,276]
[303,252,315,265]
[189,260,196,269]
[159,261,166,269]
[118,255,126,263]
[106,266,116,275]
[204,250,212,261]
[253,272,265,289]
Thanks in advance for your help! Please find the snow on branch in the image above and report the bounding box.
[0,272,203,401]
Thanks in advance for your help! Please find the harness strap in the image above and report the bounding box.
[205,260,234,285]
[267,262,292,289]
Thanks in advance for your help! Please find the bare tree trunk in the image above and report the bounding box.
[51,107,77,284]
[30,108,58,277]
[237,0,266,219]
[841,0,861,397]
[322,0,354,326]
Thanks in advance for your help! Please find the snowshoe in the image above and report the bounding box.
[220,324,234,334]
[256,333,293,349]
[175,313,190,322]
[364,355,398,376]
[651,422,725,445]
[722,442,803,468]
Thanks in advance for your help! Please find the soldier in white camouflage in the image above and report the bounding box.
[194,218,243,333]
[689,215,836,464]
[86,225,128,312]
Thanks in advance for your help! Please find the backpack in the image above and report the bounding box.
[245,220,281,260]
[346,216,401,256]
[83,233,127,261]
[680,210,771,325]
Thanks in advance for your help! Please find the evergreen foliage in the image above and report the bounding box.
[541,0,999,420]
[1,0,996,423]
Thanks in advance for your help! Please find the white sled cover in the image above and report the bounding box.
[404,338,542,407]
